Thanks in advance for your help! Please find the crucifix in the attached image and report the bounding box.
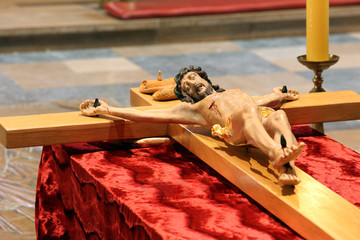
[81,66,306,186]
[0,66,360,239]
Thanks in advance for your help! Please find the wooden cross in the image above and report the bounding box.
[1,89,360,239]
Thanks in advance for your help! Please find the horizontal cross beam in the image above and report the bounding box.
[0,89,359,148]
[131,88,360,124]
[0,111,168,148]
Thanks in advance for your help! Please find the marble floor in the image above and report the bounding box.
[0,32,360,239]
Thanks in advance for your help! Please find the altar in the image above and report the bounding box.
[34,124,359,239]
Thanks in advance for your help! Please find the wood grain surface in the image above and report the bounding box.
[0,111,168,148]
[281,90,360,124]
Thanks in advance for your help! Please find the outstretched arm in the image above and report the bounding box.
[80,99,207,126]
[252,87,299,108]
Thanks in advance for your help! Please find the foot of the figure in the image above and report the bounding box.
[278,164,301,186]
[271,142,305,170]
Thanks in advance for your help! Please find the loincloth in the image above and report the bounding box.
[211,106,275,145]
[258,106,275,119]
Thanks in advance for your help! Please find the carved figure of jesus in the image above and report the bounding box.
[80,65,305,186]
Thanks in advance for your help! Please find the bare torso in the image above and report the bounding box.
[193,89,258,129]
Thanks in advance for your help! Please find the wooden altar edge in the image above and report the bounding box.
[130,88,360,124]
[0,111,168,149]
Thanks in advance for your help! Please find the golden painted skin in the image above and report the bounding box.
[80,71,305,186]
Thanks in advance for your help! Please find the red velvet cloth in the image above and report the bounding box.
[292,126,360,208]
[105,0,360,19]
[35,125,360,239]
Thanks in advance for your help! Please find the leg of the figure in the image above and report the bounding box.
[225,103,282,160]
[219,105,303,186]
[226,105,304,183]
[262,110,305,185]
[262,110,305,168]
[262,110,297,147]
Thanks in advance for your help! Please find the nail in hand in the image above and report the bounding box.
[93,98,100,107]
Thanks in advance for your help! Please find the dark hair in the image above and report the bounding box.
[174,65,225,103]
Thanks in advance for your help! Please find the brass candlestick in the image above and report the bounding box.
[297,54,339,93]
[297,54,339,132]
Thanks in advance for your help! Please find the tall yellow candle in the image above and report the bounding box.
[306,0,329,61]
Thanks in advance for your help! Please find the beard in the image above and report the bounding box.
[194,84,214,102]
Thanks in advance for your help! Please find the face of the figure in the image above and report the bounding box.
[181,72,214,102]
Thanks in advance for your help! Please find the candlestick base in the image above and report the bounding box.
[297,54,339,93]
[297,54,339,133]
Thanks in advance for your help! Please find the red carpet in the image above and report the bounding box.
[105,0,360,19]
